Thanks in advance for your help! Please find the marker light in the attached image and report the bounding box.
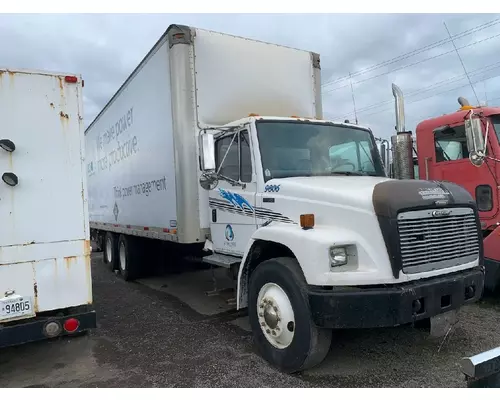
[0,139,15,152]
[2,172,18,187]
[300,214,315,230]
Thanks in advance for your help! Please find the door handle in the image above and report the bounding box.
[212,209,217,223]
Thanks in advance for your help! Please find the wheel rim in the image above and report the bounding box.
[106,238,113,262]
[257,282,295,349]
[119,242,126,272]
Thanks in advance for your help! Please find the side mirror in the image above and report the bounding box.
[199,173,218,191]
[200,132,216,172]
[465,117,486,166]
[465,117,485,155]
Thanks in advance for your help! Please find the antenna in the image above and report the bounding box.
[443,21,480,105]
[349,72,359,124]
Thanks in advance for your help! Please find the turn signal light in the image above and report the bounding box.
[300,214,315,230]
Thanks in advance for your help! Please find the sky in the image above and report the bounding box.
[1,13,500,140]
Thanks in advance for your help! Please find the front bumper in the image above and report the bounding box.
[0,307,97,348]
[308,267,484,329]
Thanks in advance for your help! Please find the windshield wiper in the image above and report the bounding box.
[330,171,365,176]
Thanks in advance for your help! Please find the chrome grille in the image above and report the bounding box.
[397,207,479,274]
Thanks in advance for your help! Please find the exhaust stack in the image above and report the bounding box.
[390,83,415,180]
[458,96,470,107]
[392,83,406,132]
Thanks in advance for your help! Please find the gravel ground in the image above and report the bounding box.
[0,252,499,388]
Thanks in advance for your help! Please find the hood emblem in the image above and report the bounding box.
[432,209,452,218]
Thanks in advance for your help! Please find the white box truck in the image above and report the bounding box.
[85,25,485,372]
[0,68,96,348]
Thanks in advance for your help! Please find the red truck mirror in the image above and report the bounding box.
[465,115,486,166]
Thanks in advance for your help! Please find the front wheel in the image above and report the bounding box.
[248,257,332,373]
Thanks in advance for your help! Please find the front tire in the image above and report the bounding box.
[248,257,332,373]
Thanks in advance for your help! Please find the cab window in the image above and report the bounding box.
[433,124,469,162]
[215,130,252,182]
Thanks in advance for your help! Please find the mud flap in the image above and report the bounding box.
[429,309,458,338]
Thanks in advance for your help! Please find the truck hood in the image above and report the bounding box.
[267,175,479,215]
[267,176,391,213]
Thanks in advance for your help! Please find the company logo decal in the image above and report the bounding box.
[218,188,254,211]
[418,187,450,200]
[432,209,452,218]
[209,189,295,225]
[225,224,234,241]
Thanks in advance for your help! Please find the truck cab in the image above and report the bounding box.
[205,116,386,257]
[199,114,484,372]
[415,107,500,226]
[414,105,500,290]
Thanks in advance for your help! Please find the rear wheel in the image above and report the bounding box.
[103,232,118,271]
[118,234,140,281]
[248,257,332,373]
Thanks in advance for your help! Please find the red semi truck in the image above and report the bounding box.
[389,83,500,292]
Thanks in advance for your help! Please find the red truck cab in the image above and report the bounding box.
[415,105,500,291]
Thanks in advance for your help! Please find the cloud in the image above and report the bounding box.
[1,13,500,138]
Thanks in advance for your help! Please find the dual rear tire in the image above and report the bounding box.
[102,232,140,281]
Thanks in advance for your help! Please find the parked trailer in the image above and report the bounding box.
[0,68,96,348]
[86,25,485,372]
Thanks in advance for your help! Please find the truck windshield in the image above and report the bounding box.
[256,121,386,181]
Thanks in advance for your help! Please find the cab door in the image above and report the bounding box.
[208,128,258,256]
[428,122,498,220]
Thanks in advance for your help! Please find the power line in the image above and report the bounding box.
[330,60,500,120]
[323,31,500,95]
[444,21,480,105]
[322,17,500,88]
[416,94,500,121]
[357,72,500,120]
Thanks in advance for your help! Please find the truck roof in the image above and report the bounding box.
[0,67,80,79]
[416,106,500,131]
[224,115,371,131]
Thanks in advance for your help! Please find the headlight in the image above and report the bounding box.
[329,246,347,267]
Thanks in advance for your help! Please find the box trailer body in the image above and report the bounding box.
[0,68,96,348]
[86,25,484,373]
[85,26,322,245]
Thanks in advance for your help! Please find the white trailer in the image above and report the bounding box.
[86,25,485,372]
[0,68,96,348]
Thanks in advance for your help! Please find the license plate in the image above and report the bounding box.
[0,295,35,322]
